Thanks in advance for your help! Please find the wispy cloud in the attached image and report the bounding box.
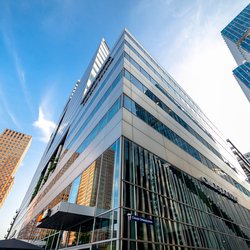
[0,2,34,115]
[2,32,34,114]
[33,106,56,143]
[0,88,21,129]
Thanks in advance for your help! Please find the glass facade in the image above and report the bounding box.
[65,71,123,151]
[122,138,250,249]
[123,94,250,197]
[221,4,250,44]
[22,138,121,249]
[65,52,124,149]
[29,95,122,206]
[241,35,250,54]
[124,33,219,140]
[21,137,250,250]
[124,50,214,142]
[123,68,222,160]
[233,62,250,89]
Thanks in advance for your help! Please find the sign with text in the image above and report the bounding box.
[200,177,238,202]
[130,215,153,225]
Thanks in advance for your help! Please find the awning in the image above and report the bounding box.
[37,201,95,230]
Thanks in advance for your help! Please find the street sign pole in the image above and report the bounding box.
[127,213,131,250]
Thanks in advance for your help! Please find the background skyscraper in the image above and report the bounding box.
[0,129,31,207]
[221,4,250,102]
[227,139,250,181]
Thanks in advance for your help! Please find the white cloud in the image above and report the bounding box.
[33,106,56,143]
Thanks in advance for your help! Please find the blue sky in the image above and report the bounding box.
[0,0,249,239]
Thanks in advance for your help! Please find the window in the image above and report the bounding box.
[68,175,81,204]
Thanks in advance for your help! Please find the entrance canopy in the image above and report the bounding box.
[36,201,95,230]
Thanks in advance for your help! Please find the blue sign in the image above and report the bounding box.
[130,215,153,225]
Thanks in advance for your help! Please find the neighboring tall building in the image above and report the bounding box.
[245,152,250,162]
[9,30,250,249]
[227,139,250,182]
[221,4,250,102]
[0,129,31,207]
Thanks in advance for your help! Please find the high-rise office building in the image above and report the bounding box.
[0,129,31,207]
[9,30,250,249]
[221,4,250,102]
